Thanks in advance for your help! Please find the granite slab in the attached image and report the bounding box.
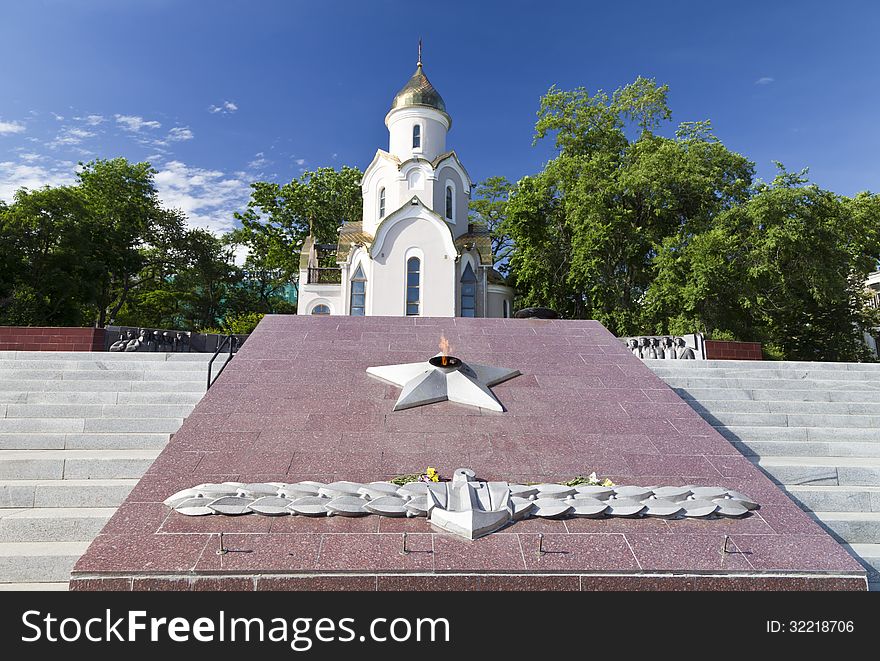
[71,316,867,591]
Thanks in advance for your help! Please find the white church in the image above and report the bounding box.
[296,50,515,318]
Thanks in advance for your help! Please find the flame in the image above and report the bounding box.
[439,333,451,366]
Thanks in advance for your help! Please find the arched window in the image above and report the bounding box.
[378,187,385,219]
[311,304,330,315]
[460,262,476,317]
[350,264,366,316]
[406,257,420,316]
[445,185,454,220]
[412,124,421,149]
[503,299,511,318]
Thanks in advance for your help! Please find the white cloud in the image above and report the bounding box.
[208,100,238,114]
[295,158,306,166]
[0,119,26,135]
[51,112,65,121]
[115,114,162,132]
[83,114,106,125]
[248,152,269,169]
[153,160,250,235]
[167,126,194,142]
[49,127,95,148]
[0,160,76,201]
[755,76,775,85]
[18,152,42,162]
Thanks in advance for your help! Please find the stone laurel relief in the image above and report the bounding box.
[165,468,759,541]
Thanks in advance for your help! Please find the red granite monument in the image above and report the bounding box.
[70,316,867,591]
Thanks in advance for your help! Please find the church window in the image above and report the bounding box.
[460,262,476,317]
[311,304,330,315]
[406,257,421,316]
[445,185,454,220]
[350,265,366,316]
[503,299,511,318]
[412,124,421,149]
[378,187,386,218]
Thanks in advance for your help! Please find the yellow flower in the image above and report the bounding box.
[431,474,439,482]
[601,478,615,487]
[426,467,437,477]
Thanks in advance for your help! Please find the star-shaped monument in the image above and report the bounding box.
[366,354,520,412]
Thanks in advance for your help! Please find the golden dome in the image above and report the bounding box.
[390,63,448,118]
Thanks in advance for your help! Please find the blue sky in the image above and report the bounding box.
[1,0,878,234]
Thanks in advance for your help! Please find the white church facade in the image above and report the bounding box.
[296,51,514,318]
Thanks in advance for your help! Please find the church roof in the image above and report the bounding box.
[336,221,373,263]
[391,63,450,123]
[454,226,493,266]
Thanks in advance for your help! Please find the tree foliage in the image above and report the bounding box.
[469,176,514,274]
[0,158,254,330]
[231,166,362,266]
[499,76,880,360]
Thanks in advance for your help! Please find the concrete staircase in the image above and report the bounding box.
[648,359,880,592]
[0,351,211,590]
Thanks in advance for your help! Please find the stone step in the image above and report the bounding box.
[0,582,69,590]
[0,478,138,507]
[0,433,66,450]
[843,543,880,581]
[0,351,213,361]
[646,359,880,372]
[703,410,880,429]
[6,391,205,405]
[116,392,205,405]
[4,403,196,419]
[0,369,210,382]
[0,541,90,583]
[0,507,114,542]
[82,418,183,433]
[718,426,880,443]
[0,417,183,434]
[733,440,880,459]
[653,368,880,381]
[662,377,880,391]
[0,449,159,480]
[809,512,880,545]
[0,433,168,451]
[753,456,880,487]
[785,485,880,513]
[0,379,206,392]
[688,399,880,415]
[674,387,880,403]
[0,359,213,371]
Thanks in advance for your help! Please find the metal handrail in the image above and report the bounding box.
[207,334,239,390]
[307,267,342,284]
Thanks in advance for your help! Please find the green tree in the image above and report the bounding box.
[469,176,514,274]
[77,158,187,327]
[231,166,362,288]
[648,166,880,361]
[0,185,94,325]
[503,78,753,332]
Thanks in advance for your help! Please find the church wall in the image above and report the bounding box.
[434,166,468,236]
[297,281,345,316]
[370,215,455,317]
[361,159,397,236]
[398,161,435,213]
[487,284,515,319]
[386,107,448,162]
